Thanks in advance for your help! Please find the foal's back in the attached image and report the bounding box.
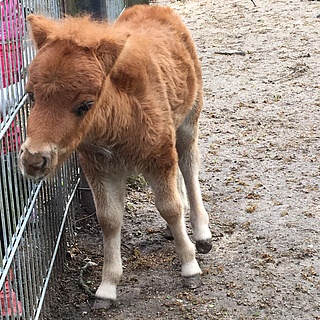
[114,5,203,128]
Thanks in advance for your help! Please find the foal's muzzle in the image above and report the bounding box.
[19,144,56,180]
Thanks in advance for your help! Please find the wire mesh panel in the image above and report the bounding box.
[105,0,127,21]
[1,0,130,318]
[64,0,127,21]
[0,1,80,319]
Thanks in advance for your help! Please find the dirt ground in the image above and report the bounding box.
[48,0,320,319]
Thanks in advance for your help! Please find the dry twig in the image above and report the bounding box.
[79,260,97,298]
[214,50,246,56]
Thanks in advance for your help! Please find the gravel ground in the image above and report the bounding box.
[48,1,320,319]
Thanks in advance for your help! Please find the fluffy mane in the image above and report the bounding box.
[27,15,127,49]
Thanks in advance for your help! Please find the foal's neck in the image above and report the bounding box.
[85,78,139,147]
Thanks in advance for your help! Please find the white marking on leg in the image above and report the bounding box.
[95,282,117,300]
[181,260,202,277]
[88,175,126,302]
[169,218,202,276]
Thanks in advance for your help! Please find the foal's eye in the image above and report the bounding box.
[75,101,94,117]
[28,92,35,103]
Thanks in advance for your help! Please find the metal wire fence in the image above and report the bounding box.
[0,0,125,319]
[0,1,80,318]
[64,0,127,21]
[0,0,137,318]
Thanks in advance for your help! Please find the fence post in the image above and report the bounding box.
[63,0,106,18]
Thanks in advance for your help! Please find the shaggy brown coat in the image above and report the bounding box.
[19,5,212,306]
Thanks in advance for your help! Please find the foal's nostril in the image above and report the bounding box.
[31,155,48,170]
[21,149,49,171]
[41,156,48,170]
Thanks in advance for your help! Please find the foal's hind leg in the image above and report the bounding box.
[164,169,188,240]
[146,167,202,287]
[176,107,212,254]
[177,168,189,212]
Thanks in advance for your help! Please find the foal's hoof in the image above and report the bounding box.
[92,298,116,310]
[196,239,213,254]
[183,274,202,289]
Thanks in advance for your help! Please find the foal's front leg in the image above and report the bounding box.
[88,174,126,308]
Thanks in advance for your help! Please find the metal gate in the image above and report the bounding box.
[0,0,127,319]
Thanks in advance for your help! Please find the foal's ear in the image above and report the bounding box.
[95,40,123,74]
[95,33,129,74]
[27,14,57,49]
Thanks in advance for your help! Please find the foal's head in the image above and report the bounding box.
[19,15,123,180]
